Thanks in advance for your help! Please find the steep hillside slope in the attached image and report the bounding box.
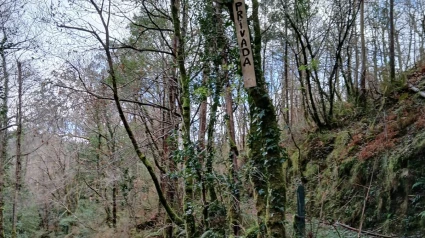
[285,64,425,237]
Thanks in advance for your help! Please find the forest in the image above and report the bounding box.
[1,0,425,237]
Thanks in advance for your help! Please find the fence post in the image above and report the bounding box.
[294,184,305,237]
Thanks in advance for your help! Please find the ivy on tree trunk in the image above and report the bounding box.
[228,0,288,236]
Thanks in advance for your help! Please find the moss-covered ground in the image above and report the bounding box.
[284,64,425,237]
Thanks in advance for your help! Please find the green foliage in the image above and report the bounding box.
[120,168,135,198]
[200,230,225,238]
[413,178,425,222]
[193,85,209,101]
[4,204,41,238]
[413,178,425,190]
[244,226,259,238]
[59,216,77,230]
[295,0,318,21]
[381,71,408,96]
[298,58,320,71]
[59,199,102,237]
[2,186,41,238]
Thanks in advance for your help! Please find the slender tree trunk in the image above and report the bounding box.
[381,26,388,65]
[373,29,379,83]
[104,188,112,227]
[11,61,23,238]
[354,0,359,92]
[205,77,220,203]
[225,81,241,236]
[112,182,117,229]
[284,14,290,125]
[290,74,294,126]
[165,78,179,237]
[94,5,183,228]
[171,0,195,236]
[202,5,229,233]
[389,0,396,81]
[198,56,208,230]
[359,0,367,104]
[198,75,207,153]
[421,14,425,59]
[395,31,403,72]
[0,47,9,238]
[162,23,180,238]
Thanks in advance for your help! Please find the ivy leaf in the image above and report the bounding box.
[413,179,425,189]
[311,58,320,70]
[399,92,409,101]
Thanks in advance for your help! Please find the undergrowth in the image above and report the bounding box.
[284,70,425,236]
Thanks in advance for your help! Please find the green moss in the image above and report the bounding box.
[200,230,224,238]
[338,158,355,178]
[289,151,300,175]
[349,160,369,185]
[285,96,425,235]
[244,226,258,238]
[303,163,318,179]
[412,130,425,152]
[326,131,351,169]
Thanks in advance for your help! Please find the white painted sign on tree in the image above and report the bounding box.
[233,0,257,88]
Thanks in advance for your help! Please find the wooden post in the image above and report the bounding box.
[294,184,305,237]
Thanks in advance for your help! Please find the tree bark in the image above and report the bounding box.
[389,0,396,81]
[171,0,195,236]
[284,7,290,125]
[359,0,367,104]
[231,0,288,236]
[225,80,241,236]
[198,54,208,230]
[11,61,23,238]
[112,182,117,229]
[0,43,9,238]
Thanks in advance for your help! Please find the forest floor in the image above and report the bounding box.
[285,219,375,238]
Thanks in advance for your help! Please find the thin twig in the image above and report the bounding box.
[357,158,377,237]
[336,221,397,238]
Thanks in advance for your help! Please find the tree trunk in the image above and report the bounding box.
[112,182,117,229]
[11,61,23,238]
[359,0,367,104]
[232,0,287,236]
[354,0,359,92]
[205,71,221,202]
[162,22,180,238]
[171,0,195,236]
[372,29,379,84]
[91,2,183,227]
[389,0,396,81]
[395,31,403,72]
[0,46,9,238]
[198,56,208,230]
[225,81,241,236]
[284,14,290,125]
